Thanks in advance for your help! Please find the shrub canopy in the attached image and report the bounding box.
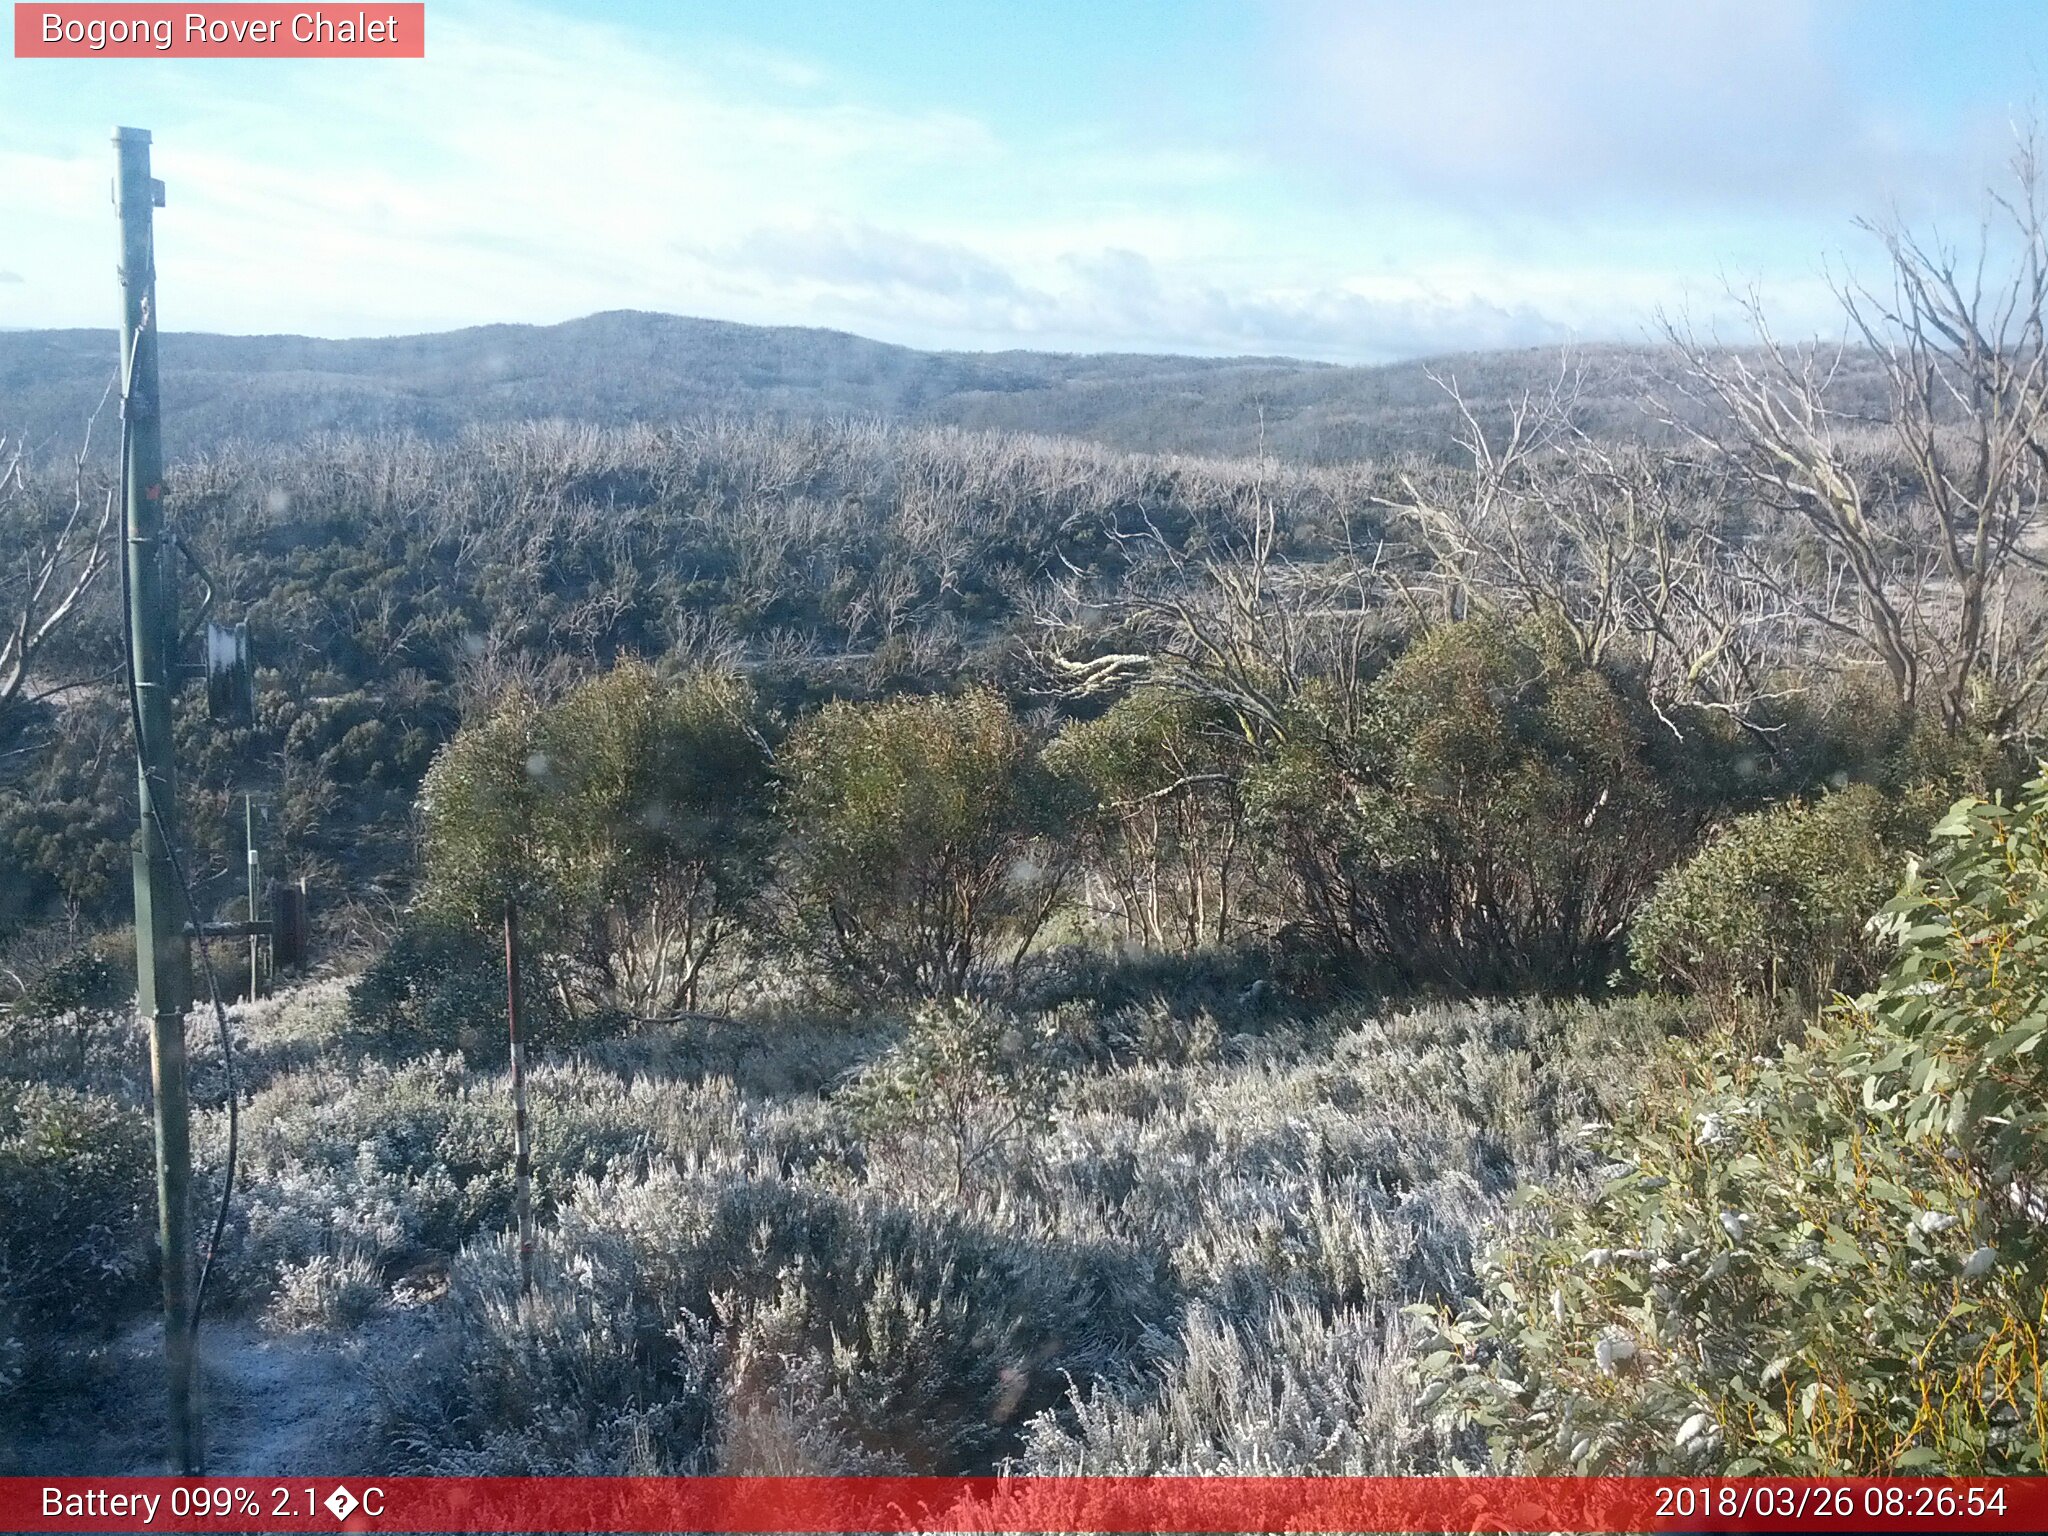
[1421,770,2048,1474]
[416,663,769,1017]
[1629,785,1908,1008]
[1250,617,1698,991]
[779,687,1069,998]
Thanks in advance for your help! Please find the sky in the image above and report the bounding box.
[1,0,2043,362]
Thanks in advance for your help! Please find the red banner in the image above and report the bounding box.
[3,1476,2045,1533]
[13,4,424,58]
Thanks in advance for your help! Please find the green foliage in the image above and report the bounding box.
[1419,773,2048,1474]
[1249,618,1699,991]
[344,919,576,1064]
[841,1000,1060,1201]
[418,662,770,1016]
[419,690,560,929]
[0,698,130,934]
[1863,772,2048,1187]
[0,1081,154,1325]
[779,688,1071,998]
[1044,691,1252,951]
[15,945,125,1018]
[541,661,772,1014]
[1630,785,1910,1008]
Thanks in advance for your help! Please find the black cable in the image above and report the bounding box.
[114,318,240,1367]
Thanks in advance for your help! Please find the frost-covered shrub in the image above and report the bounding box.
[0,946,133,1090]
[1014,945,1291,1062]
[270,1249,385,1332]
[0,1081,153,1324]
[1019,1301,1415,1473]
[230,976,355,1045]
[579,1006,892,1099]
[216,1056,847,1304]
[217,980,1675,1478]
[384,1168,1165,1475]
[382,1222,722,1474]
[1038,998,1680,1321]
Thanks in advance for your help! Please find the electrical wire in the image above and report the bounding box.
[114,312,240,1370]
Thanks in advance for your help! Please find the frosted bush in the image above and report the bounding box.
[1018,1300,1419,1474]
[382,1165,1166,1474]
[269,1249,384,1332]
[381,1226,721,1474]
[233,1154,417,1302]
[198,988,1671,1476]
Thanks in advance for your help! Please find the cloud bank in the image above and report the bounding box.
[0,0,2029,359]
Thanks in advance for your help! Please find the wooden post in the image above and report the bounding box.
[503,902,535,1297]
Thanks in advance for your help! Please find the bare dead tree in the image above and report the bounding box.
[1381,361,1822,732]
[1034,454,1383,747]
[0,409,119,731]
[1663,135,2048,740]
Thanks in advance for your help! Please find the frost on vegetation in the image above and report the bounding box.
[269,1249,385,1332]
[355,994,1660,1474]
[9,972,1667,1475]
[1015,1300,1422,1474]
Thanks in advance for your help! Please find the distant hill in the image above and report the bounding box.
[0,309,1875,464]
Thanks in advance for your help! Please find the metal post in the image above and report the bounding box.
[115,125,200,1475]
[246,793,261,1000]
[503,903,536,1297]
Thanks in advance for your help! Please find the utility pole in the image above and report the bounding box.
[116,125,200,1476]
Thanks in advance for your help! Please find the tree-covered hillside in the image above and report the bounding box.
[0,312,1895,465]
[3,160,2045,1481]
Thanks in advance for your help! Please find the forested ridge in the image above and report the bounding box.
[0,312,1900,465]
[3,165,2047,1479]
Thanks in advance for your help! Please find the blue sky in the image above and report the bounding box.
[2,1,2043,361]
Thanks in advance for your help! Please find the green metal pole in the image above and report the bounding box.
[115,125,200,1476]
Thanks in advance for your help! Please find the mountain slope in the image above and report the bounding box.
[0,310,1868,463]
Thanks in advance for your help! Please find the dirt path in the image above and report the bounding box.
[20,1314,387,1475]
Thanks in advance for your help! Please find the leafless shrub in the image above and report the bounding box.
[1380,362,1824,732]
[1663,134,2048,742]
[0,414,118,733]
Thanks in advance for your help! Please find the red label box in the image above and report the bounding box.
[14,4,425,57]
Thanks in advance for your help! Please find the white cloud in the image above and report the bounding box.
[726,221,1030,307]
[1266,0,2004,217]
[1,0,2000,358]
